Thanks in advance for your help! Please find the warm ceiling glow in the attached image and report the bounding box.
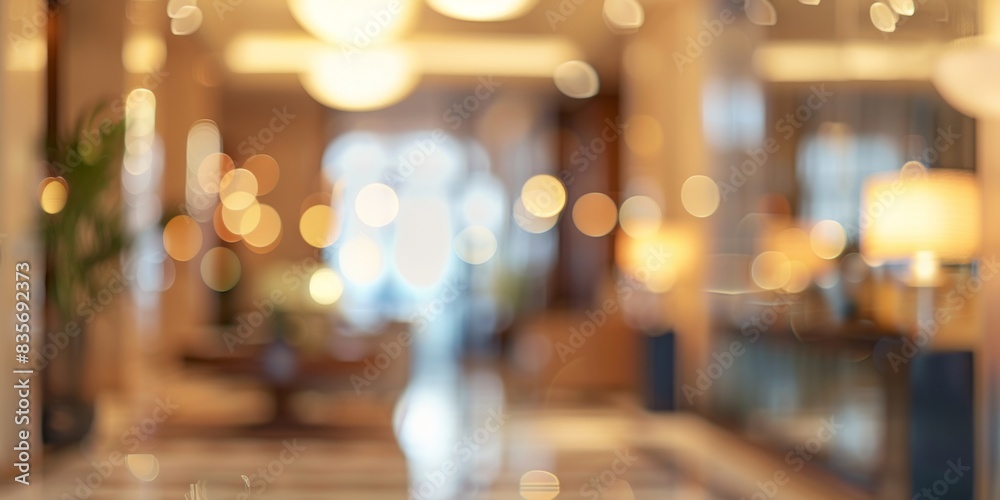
[309,267,344,306]
[753,42,939,82]
[810,220,847,259]
[681,175,721,218]
[572,193,618,237]
[243,154,280,196]
[197,153,235,194]
[163,215,203,262]
[243,203,282,251]
[122,32,166,73]
[355,183,399,228]
[221,200,262,236]
[300,47,419,111]
[513,197,559,234]
[39,177,69,214]
[288,0,417,46]
[618,195,661,238]
[339,235,383,284]
[170,5,203,36]
[520,175,567,218]
[454,225,498,265]
[426,0,540,21]
[300,204,340,248]
[200,247,242,292]
[220,169,259,210]
[752,251,792,290]
[933,37,1000,119]
[553,60,600,99]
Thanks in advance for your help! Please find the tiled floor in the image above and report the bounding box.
[0,375,869,499]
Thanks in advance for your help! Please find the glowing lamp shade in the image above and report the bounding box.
[301,48,419,111]
[427,0,540,22]
[288,0,417,46]
[860,169,980,263]
[933,37,1000,120]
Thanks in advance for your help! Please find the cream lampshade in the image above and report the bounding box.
[860,167,981,273]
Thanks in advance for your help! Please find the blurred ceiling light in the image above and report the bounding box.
[355,183,399,228]
[753,42,938,82]
[288,0,416,46]
[221,200,262,236]
[680,175,721,218]
[933,37,1000,119]
[798,0,820,4]
[163,215,203,262]
[746,0,777,26]
[426,0,539,21]
[122,32,166,73]
[751,251,792,290]
[300,204,340,248]
[513,197,559,234]
[243,154,280,196]
[615,226,693,293]
[201,247,242,292]
[454,225,499,265]
[226,33,581,78]
[309,268,345,305]
[887,0,915,16]
[624,115,663,157]
[197,153,235,194]
[300,47,419,111]
[170,5,203,36]
[124,89,156,158]
[396,198,453,287]
[521,175,567,218]
[243,203,282,250]
[572,193,618,237]
[219,169,259,210]
[603,0,645,34]
[339,235,383,284]
[810,219,846,259]
[618,195,661,238]
[870,2,898,33]
[39,177,68,214]
[553,60,600,99]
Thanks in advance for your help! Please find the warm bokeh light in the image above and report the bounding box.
[220,169,259,210]
[454,225,498,265]
[125,454,160,482]
[213,203,242,243]
[933,37,1000,120]
[681,175,721,218]
[288,0,416,46]
[572,192,618,237]
[170,5,203,36]
[186,120,221,222]
[300,204,340,248]
[163,215,203,262]
[122,32,166,73]
[888,0,915,16]
[200,247,242,292]
[870,2,898,33]
[39,177,68,214]
[751,251,792,290]
[513,197,559,234]
[615,226,695,293]
[300,47,419,111]
[243,154,280,196]
[339,235,383,285]
[309,267,344,306]
[618,195,661,238]
[520,174,567,218]
[783,260,812,293]
[197,152,235,194]
[426,0,539,21]
[603,0,645,34]
[810,220,847,259]
[243,203,282,251]
[221,200,262,236]
[553,60,600,99]
[355,183,399,228]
